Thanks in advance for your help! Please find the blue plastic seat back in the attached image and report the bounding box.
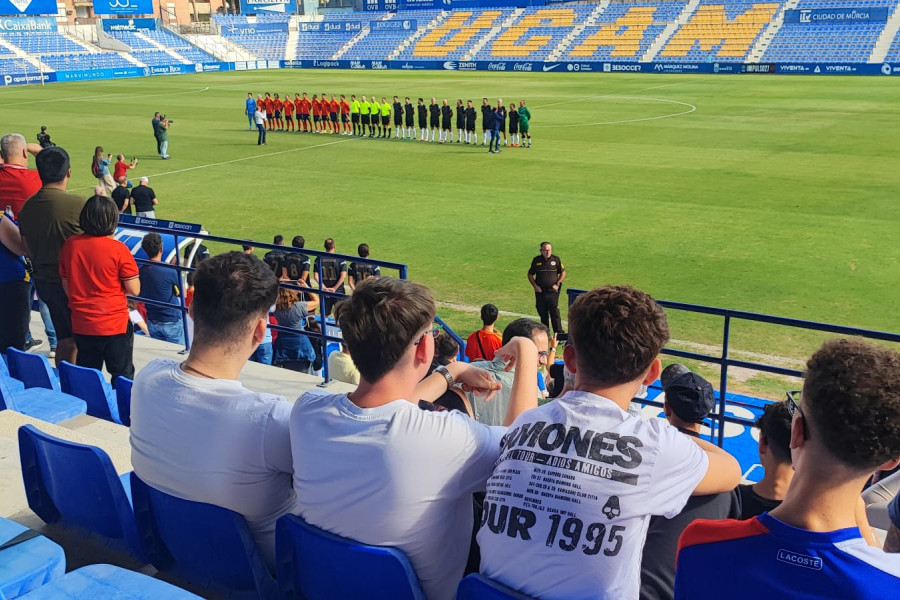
[116,377,134,426]
[17,424,144,559]
[129,473,277,599]
[7,348,59,391]
[16,563,204,599]
[57,362,119,423]
[275,514,425,600]
[457,574,535,600]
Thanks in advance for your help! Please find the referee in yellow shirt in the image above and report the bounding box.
[350,95,361,136]
[359,95,370,138]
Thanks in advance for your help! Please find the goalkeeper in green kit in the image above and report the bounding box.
[518,99,532,148]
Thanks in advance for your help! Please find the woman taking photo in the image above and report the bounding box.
[92,146,115,196]
[59,195,140,385]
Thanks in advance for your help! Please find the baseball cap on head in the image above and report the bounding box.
[660,363,691,389]
[663,371,716,423]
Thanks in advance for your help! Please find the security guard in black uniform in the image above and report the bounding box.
[527,241,566,336]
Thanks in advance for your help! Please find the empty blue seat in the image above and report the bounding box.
[0,377,86,424]
[58,362,120,424]
[130,473,277,600]
[0,515,65,599]
[457,574,535,599]
[15,564,202,599]
[1,354,25,393]
[275,513,424,600]
[116,377,134,427]
[17,425,145,560]
[6,349,59,391]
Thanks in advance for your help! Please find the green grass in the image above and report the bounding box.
[4,70,899,392]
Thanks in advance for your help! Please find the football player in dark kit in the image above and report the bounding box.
[464,100,477,144]
[428,97,440,143]
[393,96,404,140]
[508,102,520,147]
[527,241,566,336]
[480,97,492,145]
[495,99,508,147]
[440,99,453,144]
[416,98,428,142]
[403,97,415,140]
[455,100,465,144]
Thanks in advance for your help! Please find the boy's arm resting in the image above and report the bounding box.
[691,437,742,496]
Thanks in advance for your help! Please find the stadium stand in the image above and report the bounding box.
[763,0,897,62]
[399,10,513,59]
[296,14,372,61]
[658,0,783,62]
[562,0,688,62]
[0,32,83,54]
[887,27,900,60]
[474,6,595,60]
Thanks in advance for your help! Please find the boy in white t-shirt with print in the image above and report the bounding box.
[290,276,540,600]
[477,285,741,600]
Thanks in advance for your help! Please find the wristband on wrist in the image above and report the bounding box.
[435,365,454,391]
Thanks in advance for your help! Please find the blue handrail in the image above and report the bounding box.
[567,288,900,446]
[118,218,408,385]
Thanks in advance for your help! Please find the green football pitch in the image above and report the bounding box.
[3,70,898,388]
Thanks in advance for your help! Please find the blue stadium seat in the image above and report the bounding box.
[6,348,58,391]
[0,515,65,598]
[0,378,86,424]
[15,564,202,599]
[0,353,25,393]
[116,377,134,427]
[275,513,425,600]
[457,574,534,599]
[130,473,277,600]
[57,362,120,424]
[17,425,145,560]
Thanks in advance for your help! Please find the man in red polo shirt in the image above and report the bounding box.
[113,154,138,186]
[0,133,43,218]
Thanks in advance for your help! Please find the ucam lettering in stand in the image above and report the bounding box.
[92,0,153,16]
[0,17,56,31]
[370,60,388,70]
[349,60,367,70]
[0,0,56,16]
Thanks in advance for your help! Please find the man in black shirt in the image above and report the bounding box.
[508,103,520,147]
[464,100,477,144]
[455,100,465,144]
[480,97,492,145]
[130,177,157,217]
[403,97,414,141]
[738,400,793,519]
[348,243,381,290]
[151,112,161,155]
[639,367,741,600]
[527,241,566,335]
[495,99,508,147]
[416,98,427,142]
[263,234,287,280]
[313,237,347,316]
[36,126,54,148]
[393,96,403,140]
[428,97,440,143]
[283,235,311,285]
[440,99,452,144]
[111,176,131,215]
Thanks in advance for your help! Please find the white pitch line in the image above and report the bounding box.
[0,86,210,107]
[539,96,696,128]
[71,137,355,192]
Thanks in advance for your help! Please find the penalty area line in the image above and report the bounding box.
[70,137,355,192]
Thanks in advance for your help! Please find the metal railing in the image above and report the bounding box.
[118,218,407,384]
[567,288,900,446]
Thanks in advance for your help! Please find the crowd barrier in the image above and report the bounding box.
[114,215,408,385]
[3,57,900,86]
[567,288,900,447]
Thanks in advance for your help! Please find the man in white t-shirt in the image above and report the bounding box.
[477,285,741,600]
[130,251,292,569]
[290,277,540,600]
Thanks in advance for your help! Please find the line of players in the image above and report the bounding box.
[246,92,532,147]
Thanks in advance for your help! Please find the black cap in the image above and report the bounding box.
[663,372,715,423]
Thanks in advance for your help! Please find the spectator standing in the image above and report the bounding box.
[113,154,138,186]
[59,196,140,385]
[0,213,31,352]
[478,285,741,600]
[0,133,43,218]
[92,147,115,196]
[272,288,319,373]
[158,115,171,159]
[18,146,85,367]
[465,304,503,362]
[290,276,537,600]
[151,112,161,155]
[283,235,310,286]
[527,241,566,336]
[675,339,900,598]
[130,177,158,218]
[139,233,185,345]
[738,400,793,519]
[130,251,294,570]
[348,243,379,291]
[313,237,347,316]
[36,126,54,149]
[111,177,131,215]
[639,367,741,600]
[263,235,287,280]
